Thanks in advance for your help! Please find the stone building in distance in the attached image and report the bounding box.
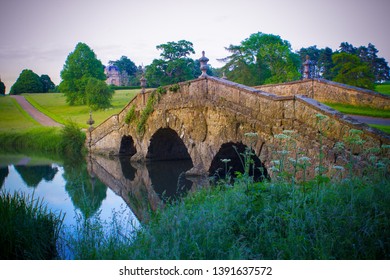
[104,65,121,86]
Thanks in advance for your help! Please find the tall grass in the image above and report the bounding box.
[0,122,86,157]
[0,191,64,259]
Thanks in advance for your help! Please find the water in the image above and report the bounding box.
[0,153,199,229]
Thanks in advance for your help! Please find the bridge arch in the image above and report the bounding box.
[209,142,268,182]
[119,135,137,157]
[146,127,193,162]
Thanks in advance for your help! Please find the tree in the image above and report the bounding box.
[331,53,375,90]
[10,69,43,94]
[145,40,197,87]
[59,42,106,105]
[0,78,5,95]
[219,32,300,86]
[40,74,55,93]
[339,42,390,82]
[85,78,114,110]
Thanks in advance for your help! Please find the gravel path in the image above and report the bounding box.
[10,95,62,127]
[347,115,390,126]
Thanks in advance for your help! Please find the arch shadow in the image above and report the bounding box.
[209,142,268,182]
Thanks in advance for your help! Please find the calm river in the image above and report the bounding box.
[0,153,200,231]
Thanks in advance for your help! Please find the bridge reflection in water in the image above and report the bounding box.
[87,154,207,223]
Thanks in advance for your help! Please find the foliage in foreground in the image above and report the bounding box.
[63,134,390,259]
[0,122,86,157]
[0,192,64,259]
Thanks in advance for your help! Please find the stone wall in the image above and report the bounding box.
[255,79,390,110]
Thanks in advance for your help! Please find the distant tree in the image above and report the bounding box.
[0,78,5,95]
[10,69,43,94]
[59,42,106,105]
[339,42,357,54]
[219,32,300,86]
[85,78,114,110]
[339,42,390,82]
[145,40,198,87]
[318,47,335,80]
[331,53,375,90]
[39,74,55,93]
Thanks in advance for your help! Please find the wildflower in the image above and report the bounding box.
[270,166,279,172]
[244,132,258,138]
[274,133,290,140]
[277,150,290,155]
[288,157,297,164]
[315,113,327,120]
[332,165,345,171]
[282,130,295,135]
[298,156,311,163]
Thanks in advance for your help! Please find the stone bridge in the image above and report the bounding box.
[87,75,390,179]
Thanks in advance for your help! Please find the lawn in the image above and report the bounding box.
[375,83,390,95]
[324,102,390,118]
[24,89,138,128]
[0,96,41,131]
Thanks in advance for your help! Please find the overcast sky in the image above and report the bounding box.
[0,0,389,93]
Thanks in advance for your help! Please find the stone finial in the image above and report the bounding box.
[140,74,147,93]
[199,51,209,78]
[87,111,95,132]
[303,55,313,79]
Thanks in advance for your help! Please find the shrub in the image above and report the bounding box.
[60,121,86,157]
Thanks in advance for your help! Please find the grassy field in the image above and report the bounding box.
[24,89,138,128]
[375,83,390,95]
[324,102,390,118]
[0,96,41,131]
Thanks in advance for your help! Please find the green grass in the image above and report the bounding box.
[324,102,390,118]
[0,191,64,259]
[0,124,86,158]
[24,89,138,128]
[375,83,390,95]
[0,96,41,131]
[370,124,390,134]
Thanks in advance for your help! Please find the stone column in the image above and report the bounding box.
[199,51,209,78]
[303,55,313,79]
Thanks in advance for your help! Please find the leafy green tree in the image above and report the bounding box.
[220,32,300,86]
[145,40,197,87]
[85,78,114,110]
[0,79,5,95]
[331,53,375,90]
[39,74,55,93]
[339,42,390,82]
[59,42,106,105]
[10,69,44,94]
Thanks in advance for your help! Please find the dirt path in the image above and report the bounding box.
[347,115,390,126]
[10,95,62,127]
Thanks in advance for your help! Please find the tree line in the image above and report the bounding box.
[7,31,389,109]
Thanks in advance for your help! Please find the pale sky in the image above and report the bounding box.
[1,0,389,93]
